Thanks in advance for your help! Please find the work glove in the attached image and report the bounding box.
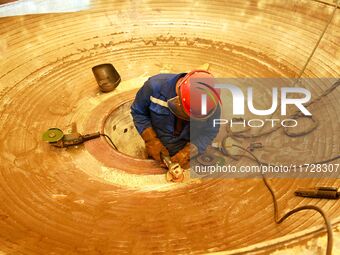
[171,143,198,169]
[141,127,169,161]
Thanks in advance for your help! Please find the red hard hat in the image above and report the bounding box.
[168,70,220,120]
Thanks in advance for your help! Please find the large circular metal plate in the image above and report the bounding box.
[0,1,339,254]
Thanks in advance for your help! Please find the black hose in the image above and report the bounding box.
[100,133,118,150]
[232,79,340,139]
[231,144,333,255]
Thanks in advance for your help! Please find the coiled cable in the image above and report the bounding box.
[230,144,334,255]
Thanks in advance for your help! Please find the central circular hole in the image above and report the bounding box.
[103,100,148,159]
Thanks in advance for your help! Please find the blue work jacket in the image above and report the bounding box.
[130,73,220,156]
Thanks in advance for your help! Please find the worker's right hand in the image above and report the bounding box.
[141,127,169,161]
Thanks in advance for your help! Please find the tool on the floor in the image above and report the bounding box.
[196,153,218,166]
[92,63,121,93]
[196,153,225,166]
[295,186,339,199]
[161,152,184,183]
[42,123,100,148]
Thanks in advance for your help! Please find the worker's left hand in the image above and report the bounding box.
[171,143,198,169]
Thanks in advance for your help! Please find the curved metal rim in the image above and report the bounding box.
[84,89,166,175]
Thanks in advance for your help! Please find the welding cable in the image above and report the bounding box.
[218,2,340,251]
[232,79,340,139]
[220,135,340,166]
[283,116,319,137]
[100,133,118,150]
[283,79,340,137]
[244,0,339,139]
[231,144,333,255]
[295,0,339,80]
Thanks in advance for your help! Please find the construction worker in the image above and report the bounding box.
[130,70,221,169]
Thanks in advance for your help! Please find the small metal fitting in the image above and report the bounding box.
[295,187,339,199]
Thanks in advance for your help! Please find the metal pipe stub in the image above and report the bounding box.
[92,63,121,92]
